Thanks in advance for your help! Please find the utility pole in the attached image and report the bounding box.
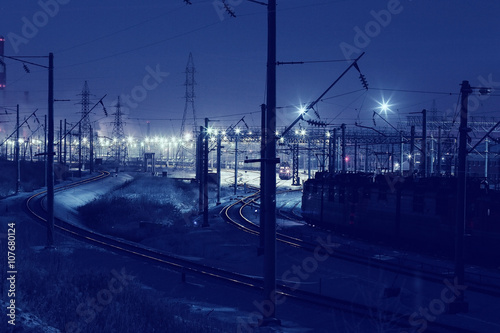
[400,132,404,176]
[259,103,266,254]
[451,80,471,314]
[437,126,442,176]
[365,144,369,172]
[68,131,72,170]
[47,52,54,247]
[321,131,326,172]
[89,124,94,173]
[410,125,415,174]
[197,126,203,214]
[202,118,209,227]
[422,109,427,177]
[341,124,346,172]
[307,136,311,179]
[59,119,62,163]
[15,105,20,194]
[63,119,67,164]
[44,115,47,186]
[234,131,238,195]
[484,139,489,179]
[291,142,300,186]
[78,122,82,177]
[354,139,358,172]
[262,0,279,325]
[216,130,221,205]
[331,128,337,173]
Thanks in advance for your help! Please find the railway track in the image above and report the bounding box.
[221,189,500,298]
[22,173,480,332]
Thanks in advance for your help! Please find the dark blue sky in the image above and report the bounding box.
[1,0,499,138]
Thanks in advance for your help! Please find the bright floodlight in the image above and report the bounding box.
[235,127,241,134]
[377,98,392,114]
[298,106,307,115]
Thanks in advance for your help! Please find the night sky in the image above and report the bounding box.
[1,0,499,138]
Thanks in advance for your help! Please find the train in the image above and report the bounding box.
[279,162,292,180]
[301,172,500,264]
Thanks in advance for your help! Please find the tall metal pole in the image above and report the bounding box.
[452,80,471,313]
[44,115,47,185]
[321,131,326,172]
[365,144,369,172]
[484,138,488,179]
[68,131,72,170]
[234,132,238,195]
[410,125,415,174]
[422,109,427,177]
[78,122,82,177]
[198,126,203,214]
[15,105,20,194]
[216,131,221,205]
[46,52,54,247]
[332,128,337,173]
[259,103,266,255]
[437,126,442,176]
[263,0,278,324]
[328,130,333,172]
[59,119,62,163]
[341,124,346,172]
[203,118,209,227]
[89,124,93,173]
[307,137,311,179]
[354,140,358,172]
[400,132,404,176]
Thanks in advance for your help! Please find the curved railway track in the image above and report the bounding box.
[221,189,500,298]
[22,173,479,332]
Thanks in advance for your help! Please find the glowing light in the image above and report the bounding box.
[297,105,307,115]
[235,128,241,134]
[300,129,306,136]
[376,98,393,115]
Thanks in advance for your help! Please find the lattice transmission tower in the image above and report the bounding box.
[177,52,197,161]
[110,96,127,165]
[78,81,92,165]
